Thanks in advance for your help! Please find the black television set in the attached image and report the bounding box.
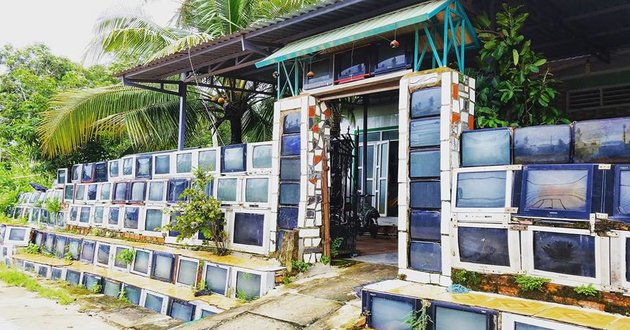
[233,212,265,247]
[136,155,152,179]
[532,228,596,278]
[96,243,111,266]
[64,185,74,201]
[222,144,246,173]
[430,301,496,330]
[410,210,441,241]
[303,56,334,90]
[458,226,510,267]
[281,134,301,156]
[514,125,571,164]
[122,157,134,176]
[169,299,195,322]
[51,268,63,280]
[372,36,411,75]
[95,162,108,182]
[82,163,96,183]
[71,164,82,182]
[54,235,67,258]
[151,252,175,282]
[57,169,67,185]
[83,273,102,293]
[362,291,420,330]
[335,47,370,84]
[278,207,299,230]
[44,233,55,254]
[65,270,81,286]
[124,285,141,305]
[461,128,512,167]
[154,154,171,176]
[109,160,119,178]
[80,240,96,263]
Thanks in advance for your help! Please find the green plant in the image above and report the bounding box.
[236,289,257,302]
[118,289,130,303]
[451,269,481,289]
[515,275,550,292]
[405,300,432,330]
[574,284,599,297]
[25,243,41,254]
[116,249,135,265]
[282,275,293,285]
[472,4,567,128]
[320,255,330,265]
[89,283,102,294]
[396,273,407,281]
[331,237,344,258]
[291,260,312,273]
[90,227,104,237]
[43,198,62,214]
[0,264,75,304]
[64,252,73,261]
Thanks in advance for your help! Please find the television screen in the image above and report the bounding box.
[410,211,441,241]
[136,155,152,178]
[80,240,95,263]
[236,271,261,300]
[283,112,300,134]
[514,125,571,164]
[456,171,507,208]
[170,300,195,322]
[304,57,334,90]
[51,268,63,280]
[79,206,90,223]
[113,182,129,202]
[613,165,630,221]
[93,206,104,224]
[64,185,74,201]
[177,259,198,286]
[124,207,139,229]
[114,247,130,268]
[217,178,237,202]
[281,134,301,156]
[66,270,81,285]
[222,145,246,173]
[35,232,45,246]
[130,182,146,202]
[278,207,299,230]
[462,128,511,167]
[233,213,264,247]
[336,49,368,82]
[54,236,67,258]
[45,234,55,253]
[167,179,188,203]
[279,183,300,206]
[145,209,163,232]
[205,265,228,295]
[123,157,133,176]
[154,154,171,175]
[148,181,166,202]
[176,152,192,173]
[72,164,81,182]
[82,163,95,183]
[103,280,121,297]
[24,262,35,273]
[574,117,630,163]
[97,243,111,265]
[201,310,217,318]
[245,178,269,203]
[409,241,441,272]
[108,207,120,225]
[100,183,111,201]
[411,87,441,118]
[95,162,108,182]
[133,250,150,274]
[75,185,85,201]
[409,118,440,147]
[410,181,440,209]
[144,293,164,313]
[410,150,440,178]
[87,184,98,201]
[533,230,595,277]
[37,265,49,277]
[252,145,272,169]
[626,239,630,282]
[458,227,510,266]
[204,180,213,197]
[8,228,26,241]
[373,40,410,75]
[198,150,216,171]
[57,169,67,185]
[124,285,141,305]
[152,253,174,281]
[280,158,301,181]
[68,238,81,260]
[70,206,78,222]
[369,296,414,330]
[109,160,119,178]
[434,305,488,330]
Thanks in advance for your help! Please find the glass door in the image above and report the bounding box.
[357,141,389,217]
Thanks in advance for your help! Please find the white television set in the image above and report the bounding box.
[501,312,588,330]
[108,160,121,181]
[122,283,142,305]
[146,180,167,204]
[173,150,197,176]
[131,249,152,276]
[74,184,86,203]
[123,206,142,232]
[56,169,68,187]
[71,164,82,183]
[86,184,98,203]
[176,256,199,287]
[452,223,521,274]
[121,156,136,179]
[230,268,275,300]
[229,210,270,254]
[247,142,273,174]
[97,183,111,203]
[216,177,240,204]
[197,148,219,173]
[141,290,169,314]
[5,226,31,246]
[78,206,92,227]
[143,208,166,237]
[113,245,132,271]
[95,242,112,268]
[242,177,270,207]
[92,206,105,226]
[152,153,173,178]
[37,264,51,278]
[107,206,121,229]
[103,279,122,298]
[202,263,230,296]
[151,252,175,282]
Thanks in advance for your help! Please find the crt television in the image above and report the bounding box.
[303,56,334,90]
[574,117,630,163]
[334,46,370,84]
[361,291,420,330]
[461,128,512,167]
[514,125,571,164]
[222,144,246,173]
[612,165,630,223]
[372,36,412,75]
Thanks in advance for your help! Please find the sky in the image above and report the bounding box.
[0,0,180,66]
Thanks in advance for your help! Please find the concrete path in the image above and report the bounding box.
[0,282,116,330]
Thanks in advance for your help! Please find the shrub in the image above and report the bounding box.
[291,260,312,273]
[116,249,135,265]
[515,275,550,292]
[574,284,599,297]
[451,269,481,289]
[25,243,41,254]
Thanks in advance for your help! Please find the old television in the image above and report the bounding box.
[71,164,82,183]
[502,313,588,330]
[35,231,46,247]
[103,279,122,298]
[283,111,300,134]
[234,270,262,301]
[121,156,135,179]
[36,265,49,278]
[65,270,81,286]
[136,154,152,179]
[176,257,199,287]
[203,263,229,295]
[147,181,167,203]
[461,128,512,167]
[231,212,267,253]
[129,181,147,203]
[95,162,108,182]
[279,182,300,206]
[143,291,168,314]
[198,148,218,172]
[80,240,96,263]
[144,208,166,235]
[222,144,246,173]
[280,158,300,181]
[410,180,440,209]
[574,117,630,163]
[429,301,496,330]
[81,163,96,183]
[54,235,67,258]
[78,206,91,225]
[303,56,334,90]
[7,227,29,245]
[85,184,97,202]
[51,267,64,280]
[113,246,131,270]
[517,164,610,220]
[612,165,630,223]
[151,251,175,282]
[217,177,239,203]
[68,237,81,260]
[98,183,111,202]
[75,184,86,202]
[243,177,269,205]
[24,261,35,273]
[334,47,370,84]
[108,159,120,180]
[56,169,68,186]
[96,242,111,267]
[112,182,130,203]
[153,153,172,178]
[131,249,152,276]
[409,240,442,273]
[278,207,299,230]
[169,298,196,322]
[410,149,440,178]
[514,125,571,164]
[409,117,440,147]
[175,151,195,175]
[67,206,78,224]
[64,184,74,202]
[123,284,142,305]
[410,86,441,118]
[373,36,412,75]
[28,191,41,204]
[410,210,441,242]
[44,233,55,254]
[281,134,301,156]
[124,206,140,231]
[167,179,189,203]
[248,142,273,173]
[454,223,521,274]
[93,206,105,225]
[108,206,121,228]
[522,226,604,287]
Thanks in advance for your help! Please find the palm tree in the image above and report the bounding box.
[39,0,318,157]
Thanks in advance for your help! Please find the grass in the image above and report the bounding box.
[0,264,78,304]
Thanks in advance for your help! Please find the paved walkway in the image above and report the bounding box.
[180,262,398,329]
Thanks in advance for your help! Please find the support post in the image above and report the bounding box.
[322,140,331,258]
[362,96,368,201]
[177,73,187,151]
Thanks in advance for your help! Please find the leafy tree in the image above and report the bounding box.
[472,4,568,128]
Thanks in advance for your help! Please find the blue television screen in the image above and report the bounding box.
[410,210,441,241]
[154,155,171,175]
[614,165,630,221]
[124,207,139,229]
[278,207,298,230]
[54,236,67,258]
[81,163,95,182]
[79,206,90,223]
[122,157,133,176]
[205,265,228,295]
[80,241,95,263]
[95,162,108,182]
[410,181,440,209]
[97,243,110,265]
[533,230,595,277]
[281,134,301,156]
[369,295,414,330]
[222,144,246,173]
[75,184,85,201]
[176,152,192,173]
[198,150,216,171]
[87,184,97,200]
[133,250,150,274]
[66,270,81,285]
[100,183,111,201]
[283,112,301,134]
[245,178,269,203]
[252,145,272,169]
[434,304,489,330]
[145,209,163,232]
[170,300,195,322]
[72,164,81,182]
[574,117,630,163]
[409,241,441,272]
[144,293,164,313]
[410,150,440,178]
[136,155,152,178]
[280,183,300,206]
[64,185,74,201]
[236,271,261,300]
[68,238,81,259]
[93,206,104,224]
[304,58,334,90]
[409,118,440,147]
[113,182,129,202]
[109,161,119,178]
[130,181,146,202]
[124,285,141,305]
[456,171,507,208]
[458,227,510,266]
[177,259,198,286]
[109,207,120,225]
[217,178,237,202]
[148,181,165,202]
[114,247,130,268]
[411,87,441,118]
[233,213,264,247]
[152,252,175,282]
[103,280,121,297]
[461,128,511,167]
[514,125,571,164]
[57,169,67,185]
[167,179,188,203]
[280,158,301,181]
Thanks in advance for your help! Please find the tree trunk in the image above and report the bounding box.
[229,116,243,144]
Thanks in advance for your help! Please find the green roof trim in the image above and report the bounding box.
[256,0,471,68]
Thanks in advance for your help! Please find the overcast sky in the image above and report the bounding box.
[0,0,180,66]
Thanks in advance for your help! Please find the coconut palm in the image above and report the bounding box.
[39,0,318,157]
